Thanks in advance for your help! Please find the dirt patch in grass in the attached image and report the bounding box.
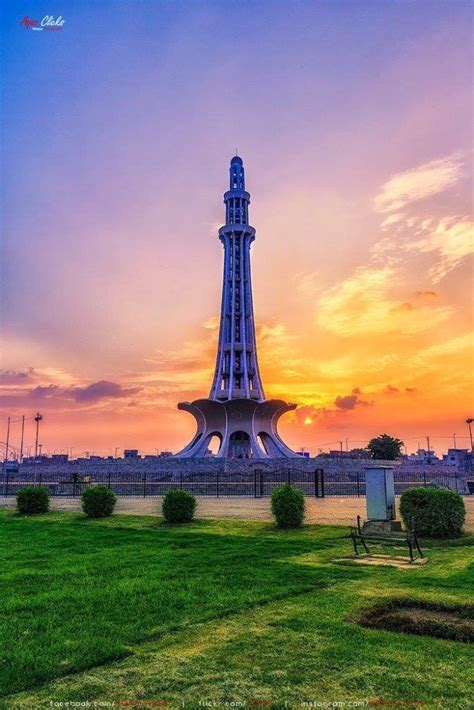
[356,598,474,643]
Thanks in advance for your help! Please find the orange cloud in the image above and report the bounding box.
[317,266,452,336]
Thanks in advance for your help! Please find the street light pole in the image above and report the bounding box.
[453,433,457,450]
[34,412,43,460]
[5,417,10,462]
[466,418,474,451]
[20,415,25,463]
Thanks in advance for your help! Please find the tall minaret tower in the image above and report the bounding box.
[209,156,265,402]
[176,155,298,459]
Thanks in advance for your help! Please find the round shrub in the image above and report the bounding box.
[16,486,50,515]
[81,486,117,518]
[162,489,196,524]
[400,487,465,538]
[271,483,305,528]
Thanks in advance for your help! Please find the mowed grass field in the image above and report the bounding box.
[0,509,473,709]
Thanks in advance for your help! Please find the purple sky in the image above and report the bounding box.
[1,1,473,455]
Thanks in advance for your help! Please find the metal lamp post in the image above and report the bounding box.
[466,418,474,452]
[34,413,43,460]
[4,417,11,462]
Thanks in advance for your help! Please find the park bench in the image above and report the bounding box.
[350,515,424,563]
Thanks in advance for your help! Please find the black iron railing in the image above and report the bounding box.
[0,466,465,498]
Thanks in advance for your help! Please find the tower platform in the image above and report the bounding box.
[176,397,299,459]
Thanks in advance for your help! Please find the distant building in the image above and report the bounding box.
[443,449,473,472]
[124,449,140,459]
[327,450,357,458]
[407,449,440,464]
[348,448,370,459]
[52,454,69,462]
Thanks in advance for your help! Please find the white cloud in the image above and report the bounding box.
[380,212,405,230]
[406,216,474,283]
[371,212,473,283]
[374,155,464,214]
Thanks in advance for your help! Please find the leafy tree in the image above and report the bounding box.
[367,434,404,460]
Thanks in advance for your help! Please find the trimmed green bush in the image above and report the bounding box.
[16,486,50,515]
[271,483,305,528]
[400,487,465,538]
[162,489,196,523]
[81,486,117,518]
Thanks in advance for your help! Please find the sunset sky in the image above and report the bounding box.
[1,0,473,457]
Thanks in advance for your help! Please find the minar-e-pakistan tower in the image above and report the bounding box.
[176,156,299,459]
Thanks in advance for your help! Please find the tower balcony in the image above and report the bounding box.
[231,388,248,398]
[219,225,255,239]
[213,387,262,401]
[223,189,250,202]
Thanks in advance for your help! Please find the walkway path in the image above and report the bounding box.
[1,495,473,529]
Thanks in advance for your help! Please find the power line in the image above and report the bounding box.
[2,415,36,424]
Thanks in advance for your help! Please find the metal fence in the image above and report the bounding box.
[0,466,468,498]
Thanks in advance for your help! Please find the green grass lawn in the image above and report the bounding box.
[0,509,473,709]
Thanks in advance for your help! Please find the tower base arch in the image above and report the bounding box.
[175,398,300,459]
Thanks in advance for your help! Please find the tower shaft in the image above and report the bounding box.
[210,228,265,400]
